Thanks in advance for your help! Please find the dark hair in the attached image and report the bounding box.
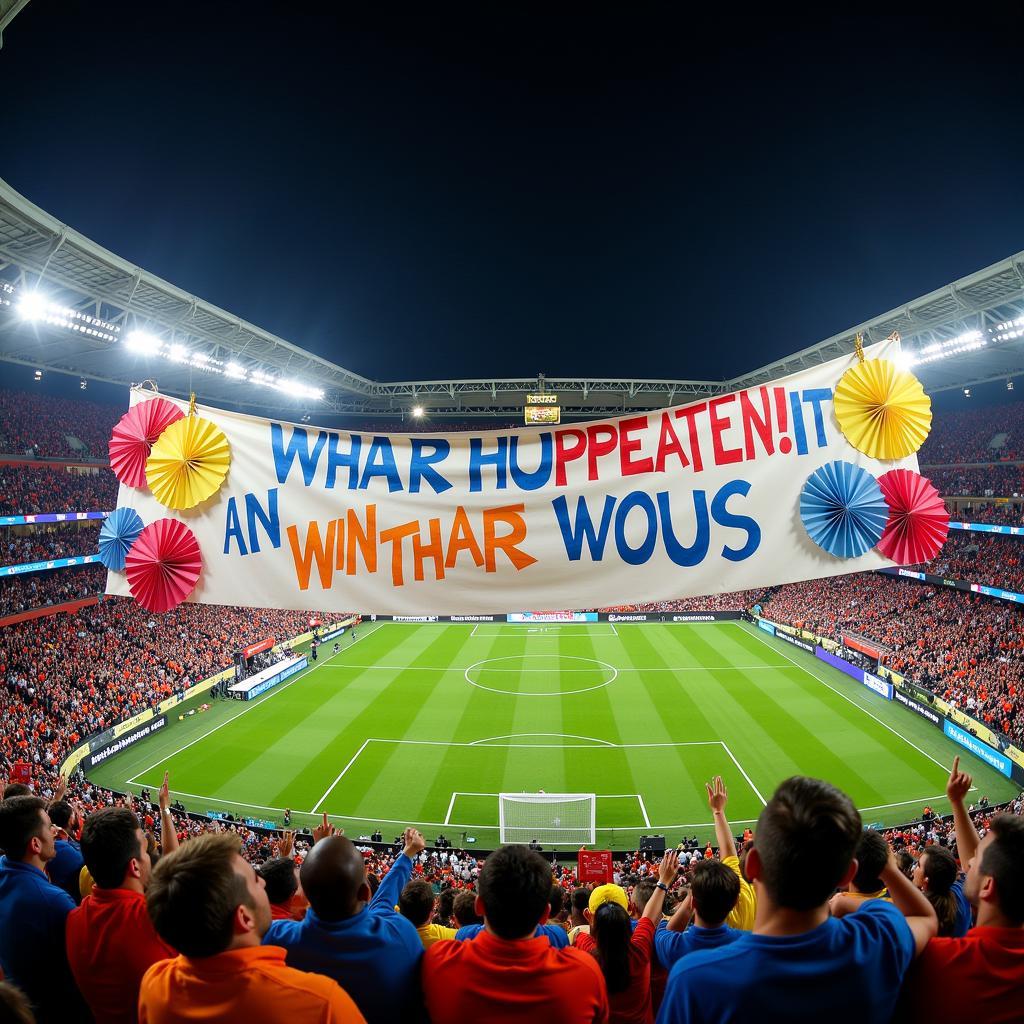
[632,878,657,916]
[920,846,959,936]
[146,832,249,957]
[0,797,48,860]
[453,889,483,926]
[2,784,31,799]
[48,801,74,831]
[896,849,915,881]
[754,777,862,910]
[851,829,890,893]
[477,845,552,939]
[549,884,565,918]
[437,886,456,926]
[257,857,299,906]
[81,808,143,889]
[571,887,591,916]
[590,902,633,994]
[367,872,380,897]
[981,813,1024,924]
[691,859,741,926]
[399,879,435,927]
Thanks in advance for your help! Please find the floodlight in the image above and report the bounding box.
[17,292,49,321]
[225,362,248,379]
[412,405,424,418]
[33,369,42,381]
[1008,380,1015,391]
[125,329,160,353]
[168,343,190,363]
[80,379,87,390]
[963,388,971,397]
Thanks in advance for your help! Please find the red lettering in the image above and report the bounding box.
[709,395,742,465]
[673,402,706,473]
[740,387,774,460]
[619,415,653,476]
[554,428,587,487]
[655,412,689,473]
[585,423,618,481]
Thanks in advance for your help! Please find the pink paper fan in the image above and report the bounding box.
[125,518,202,613]
[876,469,949,565]
[109,398,185,487]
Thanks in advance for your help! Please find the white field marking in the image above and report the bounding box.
[450,792,649,798]
[464,654,618,696]
[322,663,790,673]
[310,739,372,814]
[720,741,768,806]
[609,621,619,636]
[444,792,458,825]
[467,627,619,638]
[363,738,723,749]
[469,732,616,747]
[124,622,386,784]
[637,794,652,827]
[741,623,955,776]
[859,791,974,813]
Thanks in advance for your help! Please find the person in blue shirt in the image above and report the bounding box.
[0,796,90,1023]
[656,776,938,1024]
[455,920,570,947]
[265,822,425,1023]
[655,858,743,970]
[46,800,85,903]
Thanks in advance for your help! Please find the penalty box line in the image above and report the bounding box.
[444,792,651,827]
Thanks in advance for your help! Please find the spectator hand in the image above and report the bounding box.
[706,776,728,813]
[658,850,680,886]
[158,771,171,813]
[277,830,296,859]
[403,827,426,859]
[312,812,338,844]
[945,756,973,804]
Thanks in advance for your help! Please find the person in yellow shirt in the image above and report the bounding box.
[829,829,892,913]
[707,776,757,930]
[398,878,457,948]
[139,832,364,1023]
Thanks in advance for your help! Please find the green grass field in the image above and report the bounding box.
[89,621,1018,849]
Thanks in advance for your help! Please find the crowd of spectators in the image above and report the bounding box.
[946,501,1024,526]
[923,531,1024,593]
[919,399,1024,464]
[760,575,1024,746]
[0,598,337,789]
[1,761,1020,1022]
[2,525,101,568]
[0,465,119,516]
[0,566,105,619]
[595,591,767,614]
[0,388,122,460]
[925,463,1023,498]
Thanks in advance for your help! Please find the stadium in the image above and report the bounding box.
[1,10,1022,1024]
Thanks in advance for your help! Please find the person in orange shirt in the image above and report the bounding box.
[138,832,364,1023]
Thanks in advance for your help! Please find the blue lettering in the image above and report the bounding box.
[469,437,508,492]
[712,479,761,561]
[801,388,832,448]
[358,437,403,492]
[325,433,362,490]
[245,488,281,553]
[409,439,453,494]
[614,491,658,565]
[788,391,809,455]
[223,497,247,555]
[658,490,710,567]
[270,423,327,486]
[552,494,615,561]
[509,433,552,490]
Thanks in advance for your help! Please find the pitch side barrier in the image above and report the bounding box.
[757,616,1024,786]
[878,566,1024,607]
[62,616,357,778]
[363,611,742,624]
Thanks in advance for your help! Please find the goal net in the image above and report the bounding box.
[499,793,596,846]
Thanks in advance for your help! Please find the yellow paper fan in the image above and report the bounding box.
[833,358,932,460]
[145,414,231,510]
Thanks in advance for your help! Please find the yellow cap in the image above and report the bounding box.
[588,883,628,915]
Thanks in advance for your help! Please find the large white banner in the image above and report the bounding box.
[106,339,916,614]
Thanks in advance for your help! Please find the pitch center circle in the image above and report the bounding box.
[464,654,618,696]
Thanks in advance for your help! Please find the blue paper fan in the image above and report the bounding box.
[799,461,888,558]
[97,506,145,571]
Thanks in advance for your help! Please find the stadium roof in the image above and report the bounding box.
[1,175,1023,420]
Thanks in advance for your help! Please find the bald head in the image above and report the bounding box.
[299,835,370,921]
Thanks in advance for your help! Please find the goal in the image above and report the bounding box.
[498,792,596,846]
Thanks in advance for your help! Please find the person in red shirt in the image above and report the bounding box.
[904,812,1024,1022]
[422,843,609,1023]
[66,807,175,1024]
[139,831,364,1023]
[575,852,677,1024]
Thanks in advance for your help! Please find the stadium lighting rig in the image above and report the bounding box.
[121,328,325,401]
[898,316,1024,370]
[14,288,119,342]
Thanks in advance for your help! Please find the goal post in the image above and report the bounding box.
[498,792,596,846]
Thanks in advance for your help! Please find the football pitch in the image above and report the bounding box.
[90,621,1018,849]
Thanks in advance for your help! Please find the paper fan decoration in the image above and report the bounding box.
[125,518,202,613]
[146,414,231,510]
[833,357,932,460]
[799,460,889,558]
[96,507,145,571]
[108,398,185,487]
[876,468,949,565]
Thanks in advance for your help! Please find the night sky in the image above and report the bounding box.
[2,9,1023,387]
